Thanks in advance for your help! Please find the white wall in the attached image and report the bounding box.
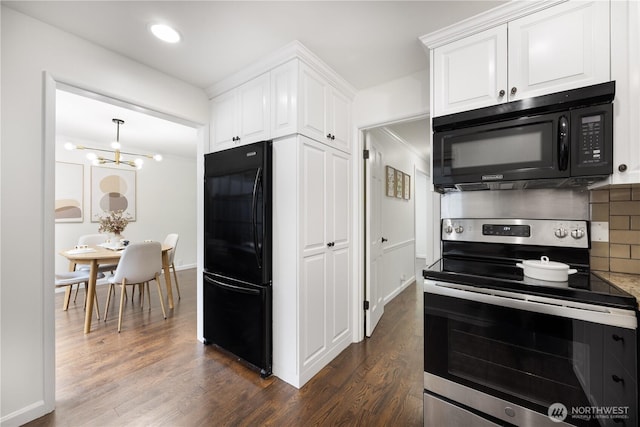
[54,142,197,275]
[0,7,208,426]
[353,70,429,129]
[367,128,428,304]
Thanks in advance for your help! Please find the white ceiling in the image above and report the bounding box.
[6,1,506,158]
[56,89,199,158]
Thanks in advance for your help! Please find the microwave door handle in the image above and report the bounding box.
[558,115,569,171]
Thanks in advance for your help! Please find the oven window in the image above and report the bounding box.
[424,293,613,424]
[447,316,593,409]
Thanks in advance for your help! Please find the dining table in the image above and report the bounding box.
[60,243,175,333]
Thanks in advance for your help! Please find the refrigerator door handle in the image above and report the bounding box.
[251,167,263,269]
[204,274,261,296]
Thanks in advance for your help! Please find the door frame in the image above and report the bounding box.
[43,73,207,412]
[354,113,429,342]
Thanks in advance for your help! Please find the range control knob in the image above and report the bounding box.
[554,228,568,238]
[571,228,585,239]
[444,225,453,234]
[454,225,464,234]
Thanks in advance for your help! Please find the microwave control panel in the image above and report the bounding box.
[571,103,612,175]
[578,114,604,165]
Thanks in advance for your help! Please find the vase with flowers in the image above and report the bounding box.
[96,209,131,242]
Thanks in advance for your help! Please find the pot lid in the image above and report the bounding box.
[521,256,570,270]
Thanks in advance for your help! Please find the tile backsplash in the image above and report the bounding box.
[590,184,640,274]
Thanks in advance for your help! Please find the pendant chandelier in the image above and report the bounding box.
[64,118,162,169]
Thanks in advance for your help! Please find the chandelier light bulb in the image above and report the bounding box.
[111,141,121,150]
[153,154,163,162]
[64,142,76,151]
[86,153,98,161]
[134,158,144,168]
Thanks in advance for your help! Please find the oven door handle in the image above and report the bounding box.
[424,280,637,330]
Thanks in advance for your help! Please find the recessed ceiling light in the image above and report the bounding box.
[150,24,181,44]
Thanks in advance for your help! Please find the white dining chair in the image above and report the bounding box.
[163,233,181,300]
[103,241,167,332]
[55,271,105,319]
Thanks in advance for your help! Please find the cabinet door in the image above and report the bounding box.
[432,24,507,117]
[238,73,270,145]
[327,150,350,343]
[508,0,610,101]
[210,90,238,151]
[327,88,351,153]
[271,60,298,138]
[299,64,327,143]
[300,140,327,257]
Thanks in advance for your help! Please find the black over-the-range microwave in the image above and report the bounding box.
[432,81,615,191]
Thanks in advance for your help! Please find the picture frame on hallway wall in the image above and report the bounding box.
[91,166,137,222]
[395,169,404,198]
[55,161,84,222]
[386,165,396,197]
[403,173,410,200]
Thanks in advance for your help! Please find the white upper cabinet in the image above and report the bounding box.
[429,0,610,117]
[508,0,610,101]
[299,63,352,153]
[433,25,507,116]
[210,73,270,151]
[210,53,353,153]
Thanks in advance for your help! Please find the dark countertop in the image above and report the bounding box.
[593,271,640,309]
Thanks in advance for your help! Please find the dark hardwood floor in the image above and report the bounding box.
[26,269,424,426]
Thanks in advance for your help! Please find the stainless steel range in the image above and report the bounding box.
[423,218,638,427]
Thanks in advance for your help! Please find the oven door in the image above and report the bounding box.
[432,111,568,188]
[424,280,637,427]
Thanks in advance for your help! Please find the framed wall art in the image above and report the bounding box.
[385,165,396,197]
[395,169,403,198]
[403,173,411,200]
[91,166,137,221]
[55,162,84,222]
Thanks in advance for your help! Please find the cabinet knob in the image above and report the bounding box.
[331,135,336,140]
[612,374,625,384]
[619,164,627,172]
[498,89,506,97]
[327,133,332,139]
[327,242,335,247]
[511,87,517,95]
[381,237,388,243]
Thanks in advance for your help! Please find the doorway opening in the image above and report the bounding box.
[47,78,203,408]
[362,117,430,337]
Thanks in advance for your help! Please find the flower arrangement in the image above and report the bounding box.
[96,210,131,235]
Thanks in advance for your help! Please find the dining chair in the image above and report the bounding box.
[163,233,181,300]
[55,271,104,319]
[103,241,167,332]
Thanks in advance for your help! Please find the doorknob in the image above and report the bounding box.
[381,237,388,243]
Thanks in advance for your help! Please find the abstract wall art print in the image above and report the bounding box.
[55,162,84,222]
[91,166,136,222]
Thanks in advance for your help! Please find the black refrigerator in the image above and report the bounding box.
[203,140,272,377]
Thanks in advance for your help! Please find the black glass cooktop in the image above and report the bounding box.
[423,257,637,310]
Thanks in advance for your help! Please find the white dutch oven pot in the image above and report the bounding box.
[516,256,578,282]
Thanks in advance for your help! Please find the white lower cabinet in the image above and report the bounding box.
[273,134,351,388]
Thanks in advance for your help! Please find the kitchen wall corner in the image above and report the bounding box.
[589,184,640,274]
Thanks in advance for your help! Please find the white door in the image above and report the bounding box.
[365,135,384,336]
